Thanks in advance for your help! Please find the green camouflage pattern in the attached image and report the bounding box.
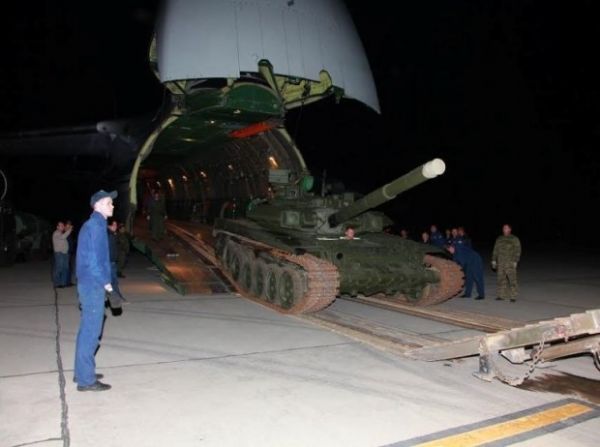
[150,196,167,241]
[492,235,521,264]
[496,263,518,299]
[492,234,521,300]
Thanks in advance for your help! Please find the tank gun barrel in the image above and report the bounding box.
[328,158,446,228]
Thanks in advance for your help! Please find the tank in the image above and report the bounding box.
[0,169,52,265]
[0,200,17,267]
[213,159,464,313]
[14,211,52,261]
[0,169,17,266]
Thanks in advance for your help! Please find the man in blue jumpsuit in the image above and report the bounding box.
[447,244,485,300]
[429,224,446,248]
[74,190,117,391]
[456,226,472,248]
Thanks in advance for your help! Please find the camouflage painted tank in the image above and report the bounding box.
[213,159,464,313]
[14,211,52,261]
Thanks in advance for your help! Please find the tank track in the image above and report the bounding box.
[417,255,464,305]
[215,232,339,314]
[375,255,464,306]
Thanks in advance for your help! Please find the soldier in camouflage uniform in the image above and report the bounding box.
[149,191,167,241]
[492,224,521,302]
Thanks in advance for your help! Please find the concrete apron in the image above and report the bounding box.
[0,252,598,447]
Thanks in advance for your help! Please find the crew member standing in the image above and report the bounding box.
[429,224,446,248]
[457,226,472,247]
[107,219,126,305]
[447,244,485,300]
[74,190,117,391]
[149,191,167,241]
[116,223,130,278]
[52,221,72,288]
[492,223,521,302]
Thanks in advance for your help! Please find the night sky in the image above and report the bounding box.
[1,1,600,248]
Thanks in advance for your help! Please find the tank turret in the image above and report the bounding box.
[245,159,445,237]
[328,158,445,227]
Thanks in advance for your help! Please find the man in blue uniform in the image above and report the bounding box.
[447,244,485,300]
[429,224,446,248]
[447,227,459,246]
[73,190,117,391]
[456,226,472,247]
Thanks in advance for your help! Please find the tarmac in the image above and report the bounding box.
[1,247,599,446]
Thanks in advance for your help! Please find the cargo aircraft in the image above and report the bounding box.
[0,0,379,227]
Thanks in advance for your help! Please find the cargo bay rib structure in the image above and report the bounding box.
[129,0,380,227]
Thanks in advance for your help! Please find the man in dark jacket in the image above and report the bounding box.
[447,244,485,300]
[429,224,446,248]
[149,191,167,240]
[116,223,130,278]
[107,219,126,304]
[73,190,117,392]
[456,226,472,247]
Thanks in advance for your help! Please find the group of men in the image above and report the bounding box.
[422,223,521,302]
[422,225,471,249]
[52,217,130,289]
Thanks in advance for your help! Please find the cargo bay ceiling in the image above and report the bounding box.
[131,0,379,222]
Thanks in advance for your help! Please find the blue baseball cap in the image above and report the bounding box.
[90,189,118,207]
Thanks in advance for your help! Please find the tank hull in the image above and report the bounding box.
[214,218,464,313]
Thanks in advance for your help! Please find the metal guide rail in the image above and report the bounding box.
[341,295,520,333]
[166,222,218,265]
[407,309,600,386]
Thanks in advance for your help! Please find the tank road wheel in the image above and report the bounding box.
[220,239,232,267]
[239,246,256,288]
[416,255,464,306]
[215,233,228,259]
[265,265,282,303]
[229,250,242,282]
[253,259,268,298]
[223,241,234,266]
[278,268,304,310]
[225,242,242,281]
[239,255,255,292]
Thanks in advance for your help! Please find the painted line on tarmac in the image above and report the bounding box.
[387,398,599,447]
[52,287,70,447]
